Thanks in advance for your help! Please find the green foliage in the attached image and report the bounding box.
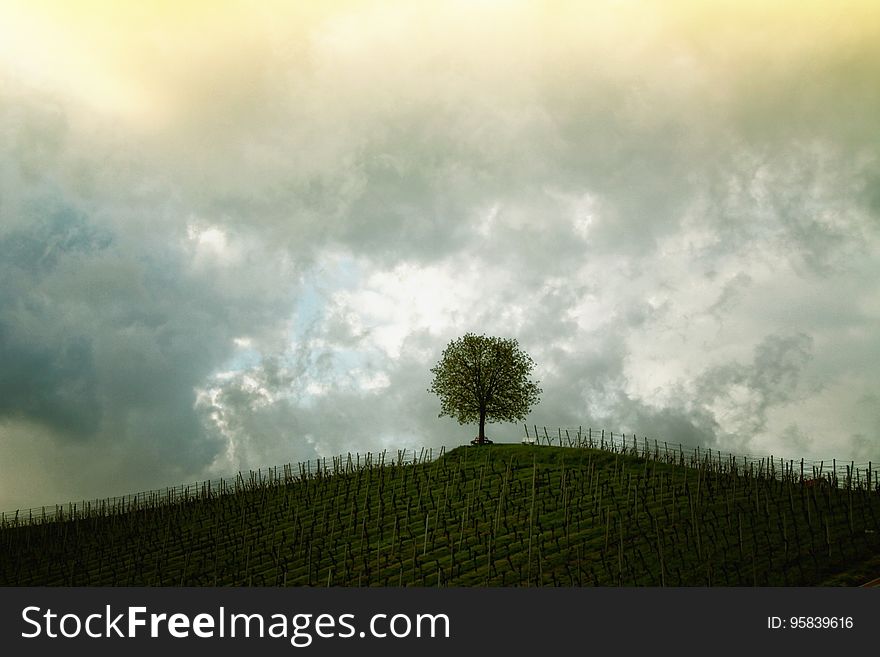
[427,334,541,432]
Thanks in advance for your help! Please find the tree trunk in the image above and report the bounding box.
[477,409,486,444]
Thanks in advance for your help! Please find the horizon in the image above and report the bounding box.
[1,0,879,511]
[1,426,872,517]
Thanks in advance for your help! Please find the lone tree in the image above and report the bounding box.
[428,333,542,444]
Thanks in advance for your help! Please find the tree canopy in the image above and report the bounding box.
[428,333,541,444]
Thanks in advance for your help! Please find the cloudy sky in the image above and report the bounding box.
[1,0,878,511]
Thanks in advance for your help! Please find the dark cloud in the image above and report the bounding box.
[0,209,107,436]
[0,180,301,506]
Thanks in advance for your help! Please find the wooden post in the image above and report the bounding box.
[527,456,537,585]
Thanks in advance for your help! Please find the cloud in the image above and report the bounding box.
[1,0,879,509]
[692,333,814,439]
[0,208,107,436]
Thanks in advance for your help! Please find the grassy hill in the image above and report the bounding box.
[2,443,879,586]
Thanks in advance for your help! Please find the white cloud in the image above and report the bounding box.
[326,260,481,358]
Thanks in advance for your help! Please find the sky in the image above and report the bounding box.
[0,0,878,512]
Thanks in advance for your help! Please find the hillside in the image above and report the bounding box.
[2,443,879,586]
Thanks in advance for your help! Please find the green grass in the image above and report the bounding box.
[1,443,878,586]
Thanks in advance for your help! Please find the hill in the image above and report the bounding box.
[2,443,879,586]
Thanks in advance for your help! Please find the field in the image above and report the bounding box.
[2,440,879,586]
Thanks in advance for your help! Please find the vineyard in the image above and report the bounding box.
[2,437,879,586]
